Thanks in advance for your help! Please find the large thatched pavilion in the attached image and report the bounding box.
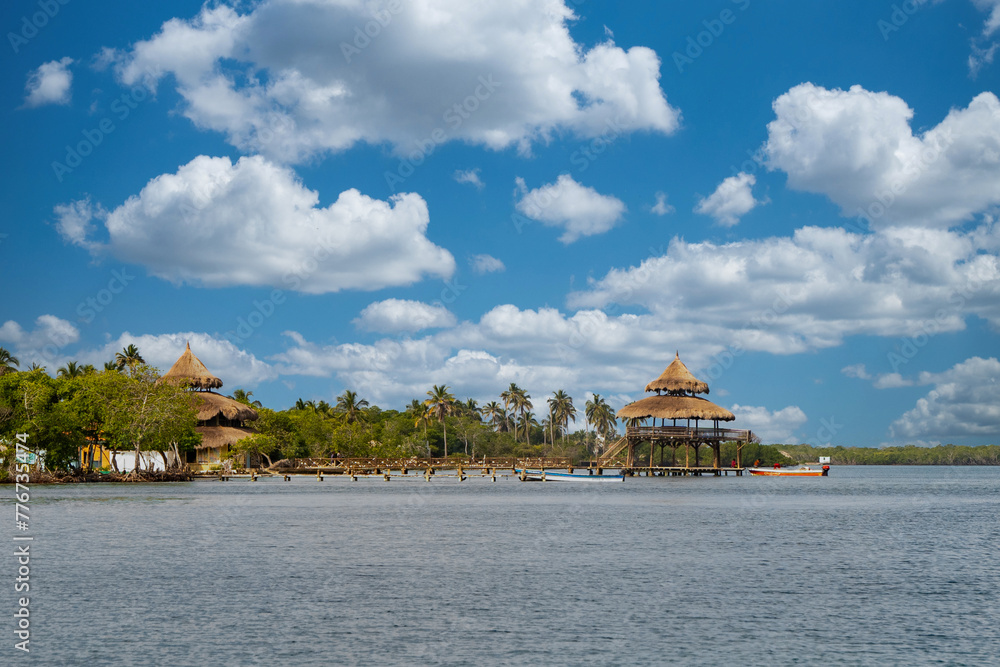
[160,343,258,471]
[614,352,753,471]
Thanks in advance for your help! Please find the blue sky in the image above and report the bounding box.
[3,0,999,446]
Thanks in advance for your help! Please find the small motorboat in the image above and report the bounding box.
[514,468,624,482]
[748,465,830,477]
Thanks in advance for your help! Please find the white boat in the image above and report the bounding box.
[514,468,624,482]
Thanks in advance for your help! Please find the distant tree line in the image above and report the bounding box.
[779,443,1000,466]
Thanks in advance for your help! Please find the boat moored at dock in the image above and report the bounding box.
[747,465,830,477]
[515,468,625,482]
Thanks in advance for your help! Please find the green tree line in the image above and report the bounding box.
[0,346,198,476]
[779,443,1000,465]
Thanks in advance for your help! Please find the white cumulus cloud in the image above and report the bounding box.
[766,83,1000,229]
[353,299,457,334]
[730,404,808,445]
[469,254,505,274]
[650,191,674,216]
[890,357,1000,440]
[514,174,626,243]
[694,172,762,226]
[111,1,680,163]
[0,315,79,368]
[23,57,74,107]
[454,169,484,189]
[569,224,1000,352]
[54,155,455,293]
[83,332,277,388]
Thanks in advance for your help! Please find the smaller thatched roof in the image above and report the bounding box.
[617,394,735,422]
[645,352,709,395]
[195,392,259,422]
[160,342,223,390]
[195,425,256,450]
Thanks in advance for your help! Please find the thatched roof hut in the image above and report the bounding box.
[160,342,223,390]
[645,351,709,395]
[195,392,259,423]
[617,394,734,422]
[195,425,258,449]
[159,344,258,457]
[618,352,731,424]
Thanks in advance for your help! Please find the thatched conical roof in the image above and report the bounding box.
[160,342,223,390]
[195,425,256,450]
[645,352,709,395]
[194,392,259,422]
[617,394,734,422]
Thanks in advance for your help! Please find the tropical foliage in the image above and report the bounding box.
[2,346,996,473]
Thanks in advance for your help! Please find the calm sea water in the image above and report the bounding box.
[8,466,999,666]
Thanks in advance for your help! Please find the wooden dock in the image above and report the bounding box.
[200,456,745,480]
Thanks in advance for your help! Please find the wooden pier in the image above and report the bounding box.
[201,455,746,480]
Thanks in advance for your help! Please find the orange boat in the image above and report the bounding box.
[748,465,830,477]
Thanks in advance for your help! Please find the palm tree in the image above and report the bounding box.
[81,364,97,374]
[519,410,539,447]
[57,361,84,378]
[499,384,516,436]
[461,398,480,419]
[0,347,19,376]
[28,363,46,372]
[115,344,144,371]
[482,401,505,432]
[546,390,575,448]
[589,397,618,448]
[413,403,433,456]
[103,361,119,372]
[294,398,307,410]
[510,387,532,443]
[233,389,263,407]
[585,394,608,454]
[553,390,576,445]
[425,384,456,457]
[336,390,369,423]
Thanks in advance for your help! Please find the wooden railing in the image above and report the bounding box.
[624,426,751,441]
